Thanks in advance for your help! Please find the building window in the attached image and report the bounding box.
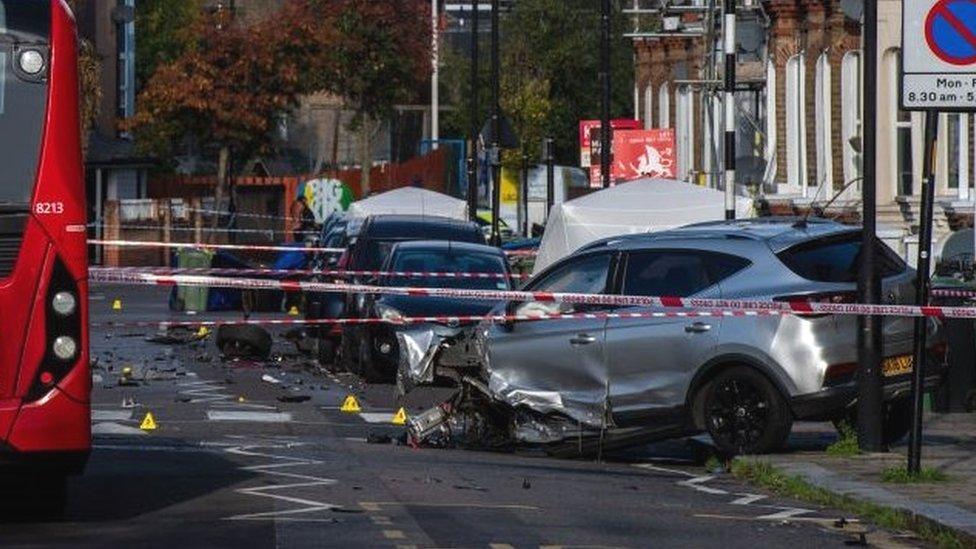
[643,85,654,130]
[944,114,970,197]
[764,60,777,188]
[658,84,670,129]
[675,85,695,181]
[814,53,833,193]
[841,51,862,190]
[884,49,915,196]
[785,53,807,194]
[896,111,914,196]
[116,0,136,137]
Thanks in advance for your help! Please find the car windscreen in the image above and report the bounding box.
[385,250,510,290]
[0,0,50,207]
[777,233,906,283]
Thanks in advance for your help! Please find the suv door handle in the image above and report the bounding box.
[569,334,597,346]
[685,322,712,334]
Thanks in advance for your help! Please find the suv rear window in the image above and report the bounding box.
[622,250,751,297]
[777,234,906,283]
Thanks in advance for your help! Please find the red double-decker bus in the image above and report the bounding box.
[0,0,89,508]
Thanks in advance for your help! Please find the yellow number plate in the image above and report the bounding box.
[882,354,914,377]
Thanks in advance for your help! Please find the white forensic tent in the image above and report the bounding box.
[346,187,468,221]
[534,178,754,272]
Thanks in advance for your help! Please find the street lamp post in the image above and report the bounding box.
[431,0,439,151]
[600,0,612,190]
[723,0,736,220]
[544,137,555,222]
[467,0,479,221]
[857,0,885,452]
[490,0,502,246]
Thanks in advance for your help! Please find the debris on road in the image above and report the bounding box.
[261,374,282,384]
[277,395,311,403]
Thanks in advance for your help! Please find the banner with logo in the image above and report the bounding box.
[588,129,676,187]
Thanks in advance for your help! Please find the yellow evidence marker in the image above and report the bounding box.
[391,407,408,426]
[112,299,123,311]
[288,306,300,316]
[140,412,158,431]
[340,395,362,413]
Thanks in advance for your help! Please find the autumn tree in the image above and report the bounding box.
[132,0,430,201]
[131,3,335,226]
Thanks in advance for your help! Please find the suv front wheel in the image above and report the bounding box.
[701,366,793,455]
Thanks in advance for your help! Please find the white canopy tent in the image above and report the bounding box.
[346,187,468,221]
[534,178,754,272]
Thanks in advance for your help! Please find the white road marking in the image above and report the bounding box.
[677,475,730,496]
[729,493,768,506]
[359,412,394,424]
[92,410,134,421]
[178,380,234,404]
[756,507,814,520]
[207,410,292,423]
[633,463,698,478]
[223,440,341,522]
[634,463,815,521]
[91,422,147,436]
[177,379,275,410]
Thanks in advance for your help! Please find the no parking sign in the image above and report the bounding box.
[902,0,976,110]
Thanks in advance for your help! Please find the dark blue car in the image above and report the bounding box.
[349,240,511,382]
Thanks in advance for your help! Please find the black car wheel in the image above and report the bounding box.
[702,367,793,455]
[339,330,359,374]
[215,325,273,360]
[358,333,389,383]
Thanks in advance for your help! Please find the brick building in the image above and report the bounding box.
[632,0,974,263]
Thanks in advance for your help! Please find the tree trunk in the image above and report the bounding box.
[359,118,372,196]
[211,145,230,241]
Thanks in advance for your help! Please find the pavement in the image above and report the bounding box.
[750,416,976,545]
[0,285,944,547]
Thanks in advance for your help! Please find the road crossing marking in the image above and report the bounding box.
[91,422,147,436]
[207,410,292,423]
[92,410,134,421]
[177,379,276,410]
[634,462,816,522]
[359,412,396,424]
[224,438,342,522]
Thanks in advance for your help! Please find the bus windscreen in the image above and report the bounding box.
[0,0,49,207]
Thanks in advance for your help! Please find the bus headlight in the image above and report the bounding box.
[52,336,77,361]
[52,291,77,316]
[19,49,45,75]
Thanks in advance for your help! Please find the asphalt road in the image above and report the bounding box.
[0,286,927,548]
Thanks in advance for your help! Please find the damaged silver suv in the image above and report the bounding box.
[403,218,947,456]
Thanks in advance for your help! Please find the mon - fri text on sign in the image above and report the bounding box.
[902,0,976,110]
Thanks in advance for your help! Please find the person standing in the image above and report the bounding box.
[291,195,318,241]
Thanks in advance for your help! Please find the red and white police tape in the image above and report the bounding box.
[88,238,536,257]
[91,309,785,329]
[89,223,290,235]
[89,266,531,280]
[88,239,344,254]
[88,270,976,319]
[931,288,976,299]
